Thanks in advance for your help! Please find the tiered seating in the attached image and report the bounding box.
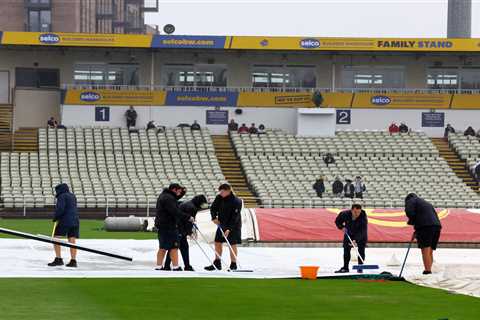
[1,128,225,209]
[232,130,480,208]
[448,133,480,175]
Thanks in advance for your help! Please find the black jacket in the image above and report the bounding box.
[178,195,207,236]
[126,109,137,121]
[335,209,368,245]
[313,180,325,193]
[54,183,79,227]
[399,124,409,133]
[155,189,189,230]
[210,193,242,231]
[323,154,335,165]
[405,195,441,230]
[344,183,355,196]
[332,180,344,194]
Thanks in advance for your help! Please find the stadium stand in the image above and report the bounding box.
[232,129,480,208]
[0,127,225,209]
[448,132,480,177]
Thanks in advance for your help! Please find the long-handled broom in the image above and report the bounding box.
[345,230,379,271]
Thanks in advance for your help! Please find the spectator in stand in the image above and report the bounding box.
[354,176,366,199]
[344,179,355,199]
[476,128,480,138]
[248,123,258,134]
[147,120,165,134]
[228,119,239,132]
[464,126,476,137]
[147,120,157,131]
[125,106,137,128]
[313,177,326,198]
[191,120,201,131]
[399,122,409,133]
[47,117,57,128]
[323,153,335,167]
[444,124,455,139]
[238,123,249,134]
[332,177,344,197]
[258,124,266,135]
[388,122,399,135]
[473,160,480,183]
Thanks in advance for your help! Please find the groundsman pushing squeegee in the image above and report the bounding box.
[0,227,133,262]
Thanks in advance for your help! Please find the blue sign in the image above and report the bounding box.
[300,38,320,49]
[336,110,351,125]
[165,91,239,107]
[422,112,445,127]
[80,92,101,102]
[95,107,110,122]
[371,95,391,105]
[39,33,60,44]
[206,110,228,125]
[152,35,227,49]
[0,31,3,44]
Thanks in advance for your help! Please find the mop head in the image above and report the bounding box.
[353,264,380,270]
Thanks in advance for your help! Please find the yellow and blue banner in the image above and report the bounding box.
[1,32,152,48]
[351,92,452,109]
[451,94,480,109]
[63,89,166,105]
[165,91,238,107]
[152,35,229,49]
[2,31,480,52]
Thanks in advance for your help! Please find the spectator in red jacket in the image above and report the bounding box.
[389,122,399,135]
[238,124,249,134]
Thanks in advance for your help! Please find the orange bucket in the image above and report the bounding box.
[300,266,319,280]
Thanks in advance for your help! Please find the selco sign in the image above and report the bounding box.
[80,92,101,102]
[300,38,320,49]
[39,33,60,44]
[371,95,391,106]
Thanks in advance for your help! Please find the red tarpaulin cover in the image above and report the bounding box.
[255,208,480,242]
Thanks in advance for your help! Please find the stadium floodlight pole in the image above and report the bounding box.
[0,227,133,262]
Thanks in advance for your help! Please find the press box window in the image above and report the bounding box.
[161,64,227,87]
[342,66,405,88]
[73,64,139,85]
[27,10,51,32]
[427,68,458,89]
[15,68,59,88]
[251,65,316,88]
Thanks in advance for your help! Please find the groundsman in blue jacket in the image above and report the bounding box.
[48,183,79,268]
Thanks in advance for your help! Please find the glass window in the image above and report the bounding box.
[460,68,480,90]
[40,10,51,32]
[285,66,316,88]
[161,64,227,87]
[28,11,39,32]
[16,68,59,88]
[427,68,458,89]
[73,64,138,86]
[342,66,405,88]
[251,65,286,88]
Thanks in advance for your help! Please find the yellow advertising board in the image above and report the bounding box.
[1,32,152,48]
[229,36,480,52]
[352,92,452,109]
[63,89,166,106]
[321,92,353,107]
[451,94,480,109]
[237,92,315,108]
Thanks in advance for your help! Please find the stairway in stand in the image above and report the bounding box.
[0,106,13,151]
[431,138,479,194]
[211,135,258,208]
[13,128,38,152]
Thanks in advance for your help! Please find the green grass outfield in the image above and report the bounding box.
[0,278,478,320]
[0,219,153,239]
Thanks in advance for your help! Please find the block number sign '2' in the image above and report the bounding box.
[95,106,110,122]
[336,109,351,125]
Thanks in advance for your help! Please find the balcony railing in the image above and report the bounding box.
[62,84,480,95]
